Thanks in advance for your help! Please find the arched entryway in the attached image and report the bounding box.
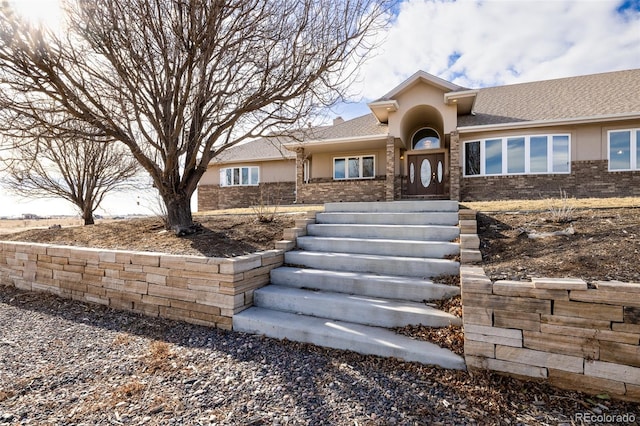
[406,127,446,196]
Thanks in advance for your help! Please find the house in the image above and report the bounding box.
[198,69,640,210]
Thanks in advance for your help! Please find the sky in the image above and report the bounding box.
[1,0,639,217]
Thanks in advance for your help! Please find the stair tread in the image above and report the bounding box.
[255,285,461,327]
[234,307,465,369]
[273,266,438,285]
[297,236,457,245]
[270,267,460,302]
[310,223,458,228]
[324,200,459,213]
[287,250,458,263]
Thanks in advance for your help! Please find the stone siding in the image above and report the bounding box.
[296,177,386,204]
[0,242,284,330]
[461,160,640,201]
[461,268,640,402]
[198,182,295,211]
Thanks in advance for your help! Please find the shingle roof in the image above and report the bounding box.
[310,113,388,139]
[212,137,295,163]
[211,114,388,164]
[458,69,640,127]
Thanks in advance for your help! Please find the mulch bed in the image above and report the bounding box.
[2,285,638,425]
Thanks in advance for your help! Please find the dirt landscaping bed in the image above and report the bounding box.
[1,213,298,258]
[475,206,640,283]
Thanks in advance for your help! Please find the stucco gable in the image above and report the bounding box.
[375,70,468,101]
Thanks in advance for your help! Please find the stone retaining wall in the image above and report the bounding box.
[459,210,640,402]
[461,269,640,402]
[0,242,283,330]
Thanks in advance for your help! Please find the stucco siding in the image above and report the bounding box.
[201,159,295,186]
[310,148,387,179]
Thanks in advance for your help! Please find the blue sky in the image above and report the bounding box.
[1,0,640,217]
[331,0,640,120]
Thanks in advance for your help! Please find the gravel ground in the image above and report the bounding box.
[1,286,639,426]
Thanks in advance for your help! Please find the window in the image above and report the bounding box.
[220,166,259,186]
[333,155,375,180]
[412,128,441,150]
[463,134,571,176]
[609,129,639,171]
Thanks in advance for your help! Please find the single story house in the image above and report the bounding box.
[198,69,640,210]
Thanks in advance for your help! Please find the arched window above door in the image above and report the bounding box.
[412,127,440,150]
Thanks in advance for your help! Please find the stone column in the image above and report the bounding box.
[295,148,305,203]
[385,136,395,201]
[449,131,461,201]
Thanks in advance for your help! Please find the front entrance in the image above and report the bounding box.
[407,153,445,197]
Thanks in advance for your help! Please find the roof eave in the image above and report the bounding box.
[444,89,479,116]
[210,155,295,166]
[457,112,640,134]
[285,133,389,149]
[367,100,399,124]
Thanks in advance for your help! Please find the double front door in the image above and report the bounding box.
[407,153,445,197]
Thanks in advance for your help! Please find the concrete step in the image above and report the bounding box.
[315,212,458,226]
[285,251,459,278]
[324,200,459,213]
[306,224,459,242]
[296,236,459,258]
[253,285,461,328]
[270,267,460,302]
[233,307,466,370]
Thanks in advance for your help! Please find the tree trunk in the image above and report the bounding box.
[82,209,95,225]
[164,194,196,235]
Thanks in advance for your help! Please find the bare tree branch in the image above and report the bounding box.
[1,120,139,225]
[0,0,392,231]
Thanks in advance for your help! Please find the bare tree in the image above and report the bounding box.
[2,125,139,225]
[0,0,391,233]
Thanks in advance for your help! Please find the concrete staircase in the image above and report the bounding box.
[234,201,465,370]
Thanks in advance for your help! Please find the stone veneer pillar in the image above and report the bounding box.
[449,131,461,201]
[295,148,305,203]
[385,136,395,201]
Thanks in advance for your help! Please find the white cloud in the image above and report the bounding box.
[353,0,640,100]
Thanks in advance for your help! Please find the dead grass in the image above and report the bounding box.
[112,333,132,346]
[146,341,173,372]
[0,217,85,235]
[196,204,324,217]
[114,380,146,400]
[461,196,640,212]
[0,390,15,402]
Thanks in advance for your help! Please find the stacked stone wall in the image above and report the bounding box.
[460,210,639,402]
[0,242,283,330]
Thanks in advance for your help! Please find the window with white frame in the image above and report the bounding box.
[608,129,639,171]
[219,166,259,186]
[464,134,570,176]
[333,155,375,180]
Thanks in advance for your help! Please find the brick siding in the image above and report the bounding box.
[297,177,387,204]
[198,182,295,211]
[460,160,640,201]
